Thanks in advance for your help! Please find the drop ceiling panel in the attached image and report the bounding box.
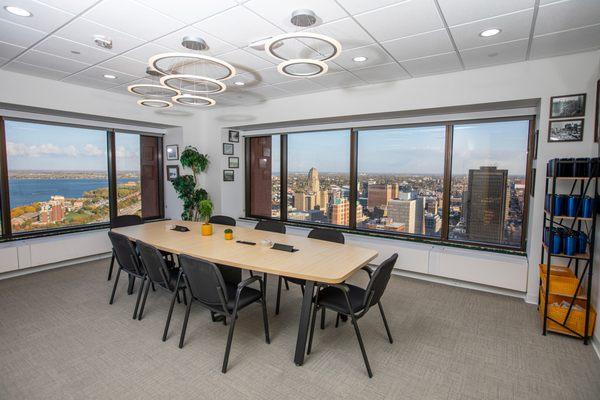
[0,0,74,32]
[451,9,534,50]
[244,0,347,31]
[35,36,114,65]
[0,18,46,48]
[82,0,184,41]
[71,65,138,85]
[273,78,324,94]
[154,26,236,55]
[531,23,600,59]
[220,49,274,74]
[244,84,289,99]
[3,60,70,79]
[36,0,99,14]
[121,42,171,63]
[382,29,453,62]
[311,70,365,89]
[0,41,25,59]
[55,18,144,54]
[99,56,147,77]
[335,0,400,16]
[194,6,284,48]
[461,39,528,69]
[535,0,600,36]
[333,44,394,70]
[62,74,121,90]
[252,66,297,85]
[437,0,534,26]
[135,0,238,24]
[351,62,410,84]
[16,49,89,73]
[305,17,375,51]
[401,51,462,77]
[355,0,443,42]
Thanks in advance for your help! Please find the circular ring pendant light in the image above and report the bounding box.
[277,59,328,78]
[137,99,172,108]
[160,74,226,94]
[265,32,342,62]
[149,52,236,81]
[172,94,216,107]
[128,84,179,97]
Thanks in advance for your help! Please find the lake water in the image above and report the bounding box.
[9,178,138,207]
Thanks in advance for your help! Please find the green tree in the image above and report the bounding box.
[171,146,210,221]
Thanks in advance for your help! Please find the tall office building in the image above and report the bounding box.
[294,192,307,211]
[387,199,416,233]
[424,197,438,214]
[425,213,442,236]
[330,198,349,225]
[318,190,329,211]
[465,166,508,243]
[391,183,399,199]
[414,196,425,235]
[367,184,392,210]
[306,193,317,211]
[308,167,320,193]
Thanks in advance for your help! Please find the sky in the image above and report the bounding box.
[282,120,529,175]
[5,120,140,171]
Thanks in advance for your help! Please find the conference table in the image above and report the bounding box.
[112,219,378,366]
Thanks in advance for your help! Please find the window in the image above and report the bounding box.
[245,117,533,252]
[287,130,350,226]
[115,132,141,216]
[356,126,445,237]
[448,120,530,247]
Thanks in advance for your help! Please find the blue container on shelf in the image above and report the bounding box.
[581,196,593,218]
[578,231,588,254]
[566,195,580,217]
[554,195,566,216]
[564,233,577,256]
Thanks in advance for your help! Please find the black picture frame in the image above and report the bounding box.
[166,165,180,181]
[228,130,240,143]
[548,118,584,142]
[223,143,234,155]
[228,156,239,168]
[533,129,539,160]
[530,168,536,197]
[595,80,599,142]
[550,93,586,118]
[223,169,234,181]
[166,144,179,160]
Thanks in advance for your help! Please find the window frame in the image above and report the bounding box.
[0,116,165,241]
[245,115,535,253]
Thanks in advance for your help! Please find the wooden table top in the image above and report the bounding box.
[113,220,378,284]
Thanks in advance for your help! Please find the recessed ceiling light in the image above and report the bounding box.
[353,56,368,62]
[234,81,245,86]
[103,74,117,79]
[479,28,501,37]
[4,6,32,17]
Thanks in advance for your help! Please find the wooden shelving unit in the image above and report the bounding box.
[540,160,598,344]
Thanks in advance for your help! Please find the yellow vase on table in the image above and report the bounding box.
[201,223,213,236]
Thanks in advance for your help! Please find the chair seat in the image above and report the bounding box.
[224,284,262,310]
[161,268,185,290]
[317,284,366,314]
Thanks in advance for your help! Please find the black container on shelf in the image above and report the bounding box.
[547,158,556,177]
[575,158,590,177]
[590,158,600,177]
[558,158,576,177]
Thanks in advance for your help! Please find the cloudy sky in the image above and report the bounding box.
[5,120,140,171]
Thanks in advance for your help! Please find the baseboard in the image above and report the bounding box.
[0,253,111,281]
[592,336,600,361]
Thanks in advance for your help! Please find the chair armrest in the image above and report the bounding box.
[328,283,350,293]
[237,275,261,291]
[360,266,372,278]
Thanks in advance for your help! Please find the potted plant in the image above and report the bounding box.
[224,228,233,240]
[171,146,210,221]
[199,199,214,236]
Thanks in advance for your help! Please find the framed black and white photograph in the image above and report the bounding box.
[228,130,240,143]
[223,143,234,155]
[228,156,239,168]
[550,93,586,118]
[223,169,234,182]
[548,119,584,142]
[166,165,179,181]
[166,144,179,160]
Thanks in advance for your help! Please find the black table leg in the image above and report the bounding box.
[294,280,315,366]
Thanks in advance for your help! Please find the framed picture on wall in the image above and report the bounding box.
[550,93,586,118]
[223,143,234,155]
[223,169,234,181]
[228,130,240,143]
[533,129,539,160]
[228,157,239,168]
[530,168,536,197]
[166,144,179,160]
[548,119,584,142]
[595,80,599,142]
[166,165,180,181]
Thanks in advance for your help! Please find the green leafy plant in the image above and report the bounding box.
[170,146,210,221]
[224,228,233,234]
[199,199,213,224]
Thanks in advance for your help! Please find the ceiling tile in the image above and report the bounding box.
[335,0,400,16]
[531,23,600,59]
[83,0,184,41]
[244,0,347,31]
[194,5,284,48]
[460,39,527,69]
[99,56,147,77]
[35,35,114,64]
[135,0,238,24]
[220,49,274,74]
[0,40,25,59]
[2,60,71,79]
[106,77,154,94]
[0,18,46,47]
[244,84,289,99]
[37,0,99,14]
[437,0,534,26]
[250,66,297,85]
[305,17,375,51]
[451,9,534,50]
[72,65,139,85]
[55,18,145,54]
[62,74,122,90]
[535,0,600,36]
[382,29,453,61]
[153,26,236,55]
[333,44,394,70]
[0,0,74,32]
[272,78,325,94]
[355,0,443,42]
[311,70,366,89]
[121,42,171,64]
[351,62,410,83]
[401,51,462,77]
[16,49,89,73]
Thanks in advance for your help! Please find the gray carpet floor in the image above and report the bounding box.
[0,258,599,400]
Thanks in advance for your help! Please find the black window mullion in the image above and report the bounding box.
[244,136,251,218]
[0,117,12,238]
[107,129,117,223]
[280,134,288,222]
[441,123,453,240]
[349,129,358,229]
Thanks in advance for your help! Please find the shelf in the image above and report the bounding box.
[546,176,592,180]
[542,243,590,260]
[538,264,587,300]
[543,210,593,222]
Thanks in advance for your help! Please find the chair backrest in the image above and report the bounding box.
[362,253,398,308]
[111,214,143,229]
[255,220,286,234]
[308,228,345,244]
[136,240,171,288]
[179,254,228,307]
[209,215,236,226]
[108,231,143,275]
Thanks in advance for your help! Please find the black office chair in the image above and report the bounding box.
[167,254,270,373]
[108,231,147,319]
[209,215,236,226]
[107,215,143,281]
[254,220,286,234]
[307,253,398,378]
[275,228,345,321]
[135,240,188,323]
